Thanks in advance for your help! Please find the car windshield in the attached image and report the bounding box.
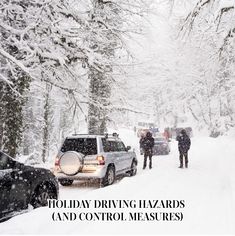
[61,138,97,155]
[0,151,16,170]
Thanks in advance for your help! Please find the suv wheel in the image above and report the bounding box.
[130,160,137,176]
[59,179,74,186]
[31,184,56,208]
[101,166,115,187]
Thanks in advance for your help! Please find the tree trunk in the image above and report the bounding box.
[0,71,30,157]
[88,69,111,134]
[42,83,51,163]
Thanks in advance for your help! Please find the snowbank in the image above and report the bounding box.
[1,134,235,235]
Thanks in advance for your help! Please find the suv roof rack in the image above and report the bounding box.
[71,133,119,137]
[104,133,119,138]
[72,134,91,136]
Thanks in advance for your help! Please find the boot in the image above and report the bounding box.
[185,163,188,168]
[149,161,152,169]
[178,162,183,168]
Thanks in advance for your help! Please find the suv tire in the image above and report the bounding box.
[130,160,137,176]
[59,179,74,186]
[101,166,115,187]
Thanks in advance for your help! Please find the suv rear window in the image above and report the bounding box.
[61,138,97,155]
[102,139,126,152]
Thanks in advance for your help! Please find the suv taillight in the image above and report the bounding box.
[96,155,105,165]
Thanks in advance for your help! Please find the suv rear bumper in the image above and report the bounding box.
[54,166,107,180]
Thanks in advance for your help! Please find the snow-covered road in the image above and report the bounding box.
[1,133,235,235]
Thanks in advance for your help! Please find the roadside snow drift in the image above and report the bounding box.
[1,133,235,235]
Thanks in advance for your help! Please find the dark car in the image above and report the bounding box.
[175,127,193,138]
[152,137,170,155]
[0,151,59,222]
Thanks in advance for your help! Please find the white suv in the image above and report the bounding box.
[53,133,138,186]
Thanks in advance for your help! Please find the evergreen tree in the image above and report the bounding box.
[0,70,30,157]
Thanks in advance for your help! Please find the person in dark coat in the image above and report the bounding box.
[176,129,191,168]
[142,131,154,169]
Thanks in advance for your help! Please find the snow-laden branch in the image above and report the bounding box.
[0,47,30,75]
[0,22,39,39]
[216,2,234,30]
[0,73,13,85]
[180,0,235,50]
[110,105,150,115]
[180,0,213,34]
[219,27,235,56]
[0,22,23,35]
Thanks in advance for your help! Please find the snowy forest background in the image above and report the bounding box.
[0,0,235,163]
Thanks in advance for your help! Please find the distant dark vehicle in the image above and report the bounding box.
[174,127,193,138]
[152,137,170,155]
[167,127,193,139]
[0,151,59,222]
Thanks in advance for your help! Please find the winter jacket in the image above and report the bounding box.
[176,133,191,153]
[142,136,154,151]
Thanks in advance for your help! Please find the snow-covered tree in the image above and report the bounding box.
[0,0,153,159]
[180,0,235,136]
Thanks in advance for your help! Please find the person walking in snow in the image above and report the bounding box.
[142,131,154,169]
[176,129,191,168]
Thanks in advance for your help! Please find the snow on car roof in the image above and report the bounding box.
[66,134,120,140]
[67,134,101,139]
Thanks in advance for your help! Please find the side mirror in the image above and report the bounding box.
[126,146,131,151]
